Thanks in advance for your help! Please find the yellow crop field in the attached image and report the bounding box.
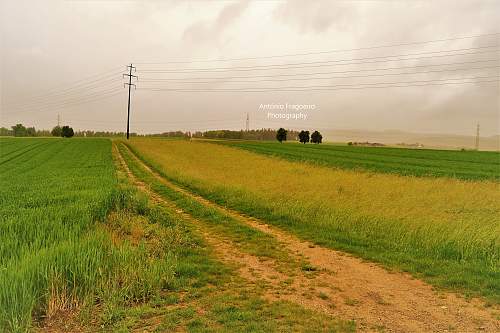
[126,138,500,301]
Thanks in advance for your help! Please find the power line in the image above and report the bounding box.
[138,50,499,74]
[3,85,124,114]
[137,59,499,81]
[138,64,499,84]
[138,75,499,92]
[4,77,124,110]
[2,88,124,116]
[137,46,498,73]
[133,32,500,64]
[4,66,124,105]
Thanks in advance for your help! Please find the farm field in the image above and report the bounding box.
[125,138,500,305]
[0,138,356,332]
[218,140,500,180]
[2,137,499,332]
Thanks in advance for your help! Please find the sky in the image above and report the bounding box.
[0,0,499,136]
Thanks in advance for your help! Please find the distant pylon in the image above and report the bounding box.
[57,114,60,127]
[475,123,480,150]
[246,112,249,131]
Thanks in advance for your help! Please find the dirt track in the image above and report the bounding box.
[117,142,500,333]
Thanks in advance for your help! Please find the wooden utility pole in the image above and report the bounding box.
[123,64,137,140]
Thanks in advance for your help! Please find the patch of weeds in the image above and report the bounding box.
[344,298,360,306]
[319,292,329,300]
[301,263,318,272]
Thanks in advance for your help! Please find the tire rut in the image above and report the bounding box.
[119,142,500,333]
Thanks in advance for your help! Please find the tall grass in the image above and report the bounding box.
[126,138,500,302]
[0,138,120,331]
[0,138,358,332]
[221,140,500,180]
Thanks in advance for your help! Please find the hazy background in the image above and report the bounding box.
[1,0,499,146]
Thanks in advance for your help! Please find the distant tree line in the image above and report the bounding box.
[1,125,320,142]
[1,124,50,137]
[74,130,139,137]
[147,131,191,138]
[0,124,75,137]
[191,129,300,141]
[276,128,323,144]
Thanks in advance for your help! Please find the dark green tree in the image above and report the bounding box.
[298,130,310,144]
[311,130,322,144]
[0,127,13,136]
[26,127,36,137]
[61,126,74,138]
[11,124,27,137]
[51,126,62,137]
[276,128,287,143]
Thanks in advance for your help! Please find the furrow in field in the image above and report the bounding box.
[0,140,53,166]
[120,142,500,333]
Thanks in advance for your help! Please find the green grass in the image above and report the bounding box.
[0,138,355,332]
[113,142,355,332]
[0,138,118,331]
[218,140,500,180]
[125,139,500,303]
[0,138,221,332]
[117,142,297,269]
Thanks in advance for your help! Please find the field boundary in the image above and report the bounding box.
[114,142,359,330]
[118,141,500,333]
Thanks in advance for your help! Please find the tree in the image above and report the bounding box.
[276,128,287,143]
[51,126,62,137]
[61,126,74,138]
[311,130,322,144]
[11,124,27,137]
[298,130,310,144]
[26,127,36,137]
[0,127,13,136]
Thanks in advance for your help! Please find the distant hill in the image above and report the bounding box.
[321,129,499,151]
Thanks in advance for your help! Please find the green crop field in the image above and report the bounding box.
[218,140,500,180]
[0,138,355,332]
[0,138,116,331]
[2,137,499,332]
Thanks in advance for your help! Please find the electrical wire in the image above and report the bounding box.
[133,32,500,64]
[138,75,499,92]
[137,46,499,73]
[138,64,499,84]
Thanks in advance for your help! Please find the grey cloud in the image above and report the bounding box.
[1,0,499,137]
[273,0,357,33]
[182,0,249,43]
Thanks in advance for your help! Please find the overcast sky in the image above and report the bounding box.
[1,0,499,136]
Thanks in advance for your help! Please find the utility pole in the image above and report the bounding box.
[475,123,480,150]
[123,64,137,140]
[246,112,249,131]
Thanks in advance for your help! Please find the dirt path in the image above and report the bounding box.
[118,143,500,333]
[115,144,342,317]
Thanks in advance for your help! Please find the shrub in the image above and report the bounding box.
[298,130,310,144]
[61,126,74,138]
[311,131,322,144]
[276,128,287,143]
